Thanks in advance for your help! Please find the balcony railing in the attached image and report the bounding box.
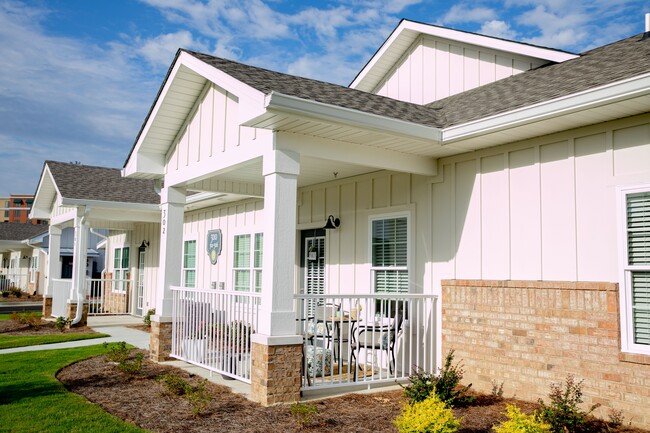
[86,278,133,315]
[0,272,29,292]
[51,278,72,317]
[170,286,261,383]
[295,293,438,391]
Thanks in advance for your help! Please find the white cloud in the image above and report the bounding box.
[480,20,518,40]
[441,5,497,24]
[136,30,208,67]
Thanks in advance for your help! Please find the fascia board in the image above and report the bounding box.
[60,198,160,212]
[442,73,650,143]
[351,20,577,91]
[264,91,442,143]
[30,166,62,219]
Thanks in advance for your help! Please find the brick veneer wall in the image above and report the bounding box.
[42,296,52,317]
[442,279,650,429]
[150,320,173,362]
[251,342,302,406]
[66,301,88,327]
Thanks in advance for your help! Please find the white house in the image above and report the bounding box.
[0,223,49,295]
[30,19,650,427]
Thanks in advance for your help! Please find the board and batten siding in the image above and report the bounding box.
[374,35,547,105]
[165,83,263,185]
[297,171,432,296]
[182,199,264,292]
[431,114,650,288]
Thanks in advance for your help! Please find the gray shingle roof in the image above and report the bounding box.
[183,50,444,128]
[0,223,48,241]
[46,161,160,205]
[430,33,650,127]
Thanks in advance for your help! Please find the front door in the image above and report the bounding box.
[301,229,326,316]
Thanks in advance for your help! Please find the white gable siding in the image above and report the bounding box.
[374,36,547,105]
[431,114,650,289]
[165,84,262,185]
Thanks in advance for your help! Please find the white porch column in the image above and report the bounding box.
[46,225,62,295]
[151,185,185,362]
[259,149,301,338]
[155,185,186,317]
[70,208,89,302]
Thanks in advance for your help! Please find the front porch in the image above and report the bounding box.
[169,286,437,392]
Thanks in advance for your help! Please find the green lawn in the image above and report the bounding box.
[0,345,146,433]
[0,332,109,349]
[0,312,42,321]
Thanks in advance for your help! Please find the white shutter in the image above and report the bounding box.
[627,192,650,346]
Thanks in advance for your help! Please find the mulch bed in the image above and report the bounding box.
[0,294,43,302]
[0,319,96,336]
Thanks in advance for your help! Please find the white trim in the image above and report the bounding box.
[368,210,412,294]
[443,73,650,144]
[61,198,159,212]
[617,183,650,355]
[112,244,131,293]
[351,19,577,91]
[259,91,442,143]
[181,236,198,288]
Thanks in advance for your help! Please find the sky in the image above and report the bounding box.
[0,0,648,197]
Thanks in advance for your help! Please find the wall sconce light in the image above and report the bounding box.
[323,215,341,230]
[139,240,150,251]
[22,255,29,260]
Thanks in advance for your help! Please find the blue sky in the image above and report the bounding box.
[0,0,648,197]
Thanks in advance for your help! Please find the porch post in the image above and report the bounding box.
[43,224,62,316]
[251,148,303,405]
[150,185,186,362]
[68,208,89,326]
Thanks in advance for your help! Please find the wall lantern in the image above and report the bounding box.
[323,215,340,230]
[138,240,150,251]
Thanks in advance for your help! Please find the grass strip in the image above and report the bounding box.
[0,345,145,433]
[0,332,109,349]
[0,312,42,321]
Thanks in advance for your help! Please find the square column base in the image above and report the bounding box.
[42,296,53,317]
[150,319,173,362]
[66,301,88,327]
[251,342,302,406]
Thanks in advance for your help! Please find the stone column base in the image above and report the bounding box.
[251,342,302,406]
[150,319,173,362]
[66,301,88,327]
[42,296,53,317]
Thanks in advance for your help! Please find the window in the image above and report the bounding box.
[620,187,650,354]
[371,215,409,293]
[113,247,130,292]
[182,240,196,288]
[233,233,263,292]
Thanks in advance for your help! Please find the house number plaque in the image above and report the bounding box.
[207,229,222,265]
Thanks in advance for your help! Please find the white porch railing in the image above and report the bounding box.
[295,293,438,391]
[0,272,29,292]
[170,286,261,383]
[51,279,72,317]
[86,278,133,315]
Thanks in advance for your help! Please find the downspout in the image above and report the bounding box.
[71,207,91,326]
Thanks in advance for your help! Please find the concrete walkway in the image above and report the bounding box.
[0,315,251,397]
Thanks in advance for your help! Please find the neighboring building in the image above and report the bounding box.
[31,19,650,428]
[0,194,47,225]
[0,223,49,294]
[0,197,9,223]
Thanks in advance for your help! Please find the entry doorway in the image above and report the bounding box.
[300,229,326,317]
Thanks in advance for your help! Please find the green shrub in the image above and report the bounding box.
[159,373,189,396]
[143,309,155,327]
[493,405,551,433]
[185,378,212,417]
[537,374,600,433]
[117,352,144,375]
[54,316,71,332]
[10,287,22,298]
[291,403,319,427]
[103,341,131,363]
[401,349,474,407]
[394,394,460,433]
[1,291,8,298]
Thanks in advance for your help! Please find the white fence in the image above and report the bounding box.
[51,279,72,317]
[0,272,29,292]
[295,293,438,391]
[86,278,133,315]
[170,286,261,383]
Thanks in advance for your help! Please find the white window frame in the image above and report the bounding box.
[182,237,197,288]
[618,184,650,355]
[30,255,38,283]
[368,211,411,294]
[113,245,130,293]
[232,232,263,293]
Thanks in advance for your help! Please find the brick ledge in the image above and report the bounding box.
[619,351,650,365]
[441,279,618,291]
